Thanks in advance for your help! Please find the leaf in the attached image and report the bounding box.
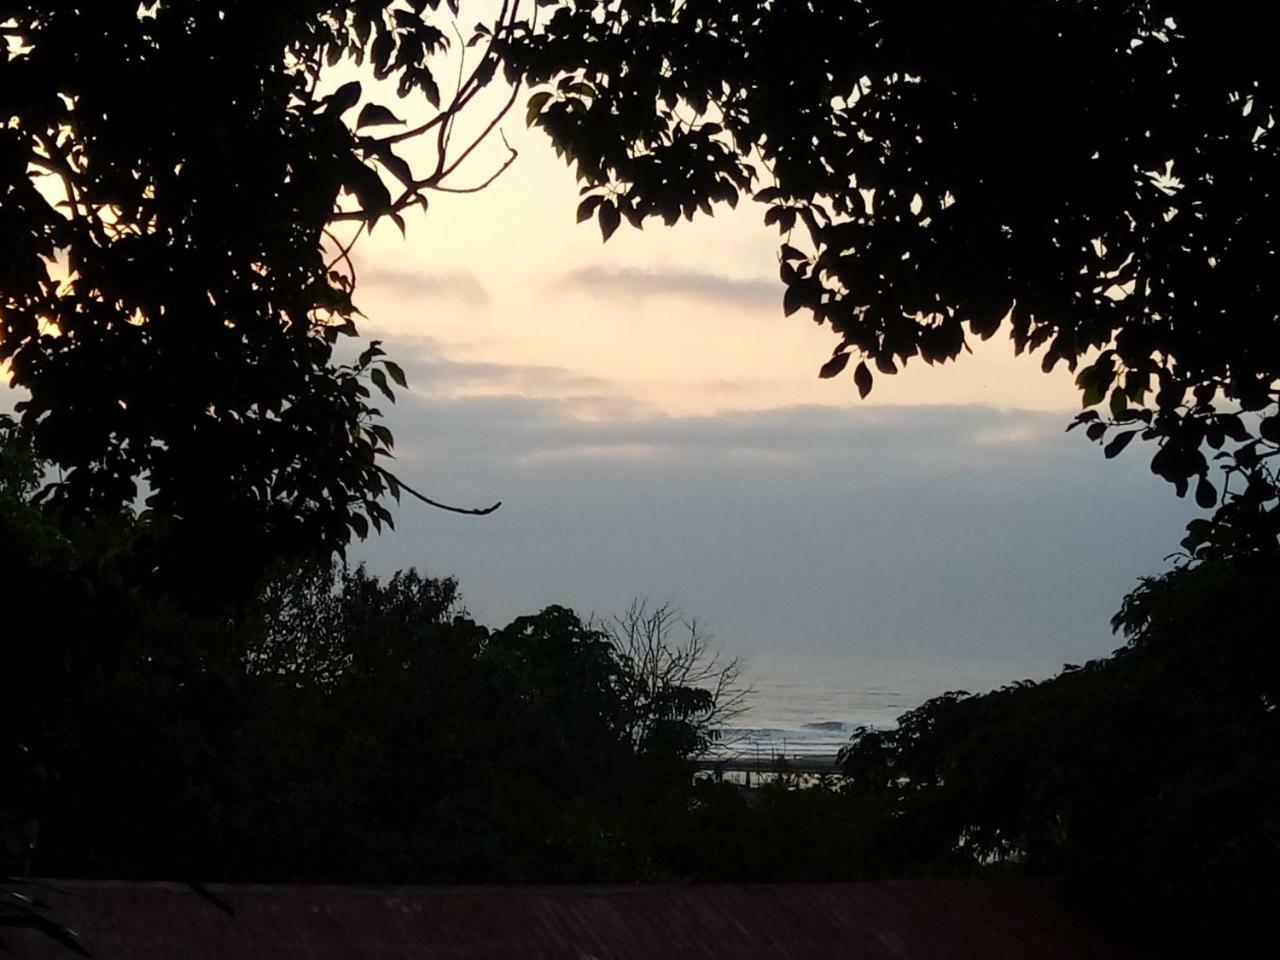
[383,360,407,388]
[371,31,395,74]
[620,197,644,229]
[1180,517,1214,552]
[598,200,621,242]
[346,162,392,215]
[1081,379,1106,408]
[818,352,850,379]
[1217,413,1249,443]
[378,150,415,188]
[526,91,552,127]
[1109,387,1128,421]
[1195,474,1217,509]
[970,308,1003,340]
[420,72,441,109]
[1077,358,1114,408]
[1155,381,1187,410]
[853,361,873,399]
[1124,370,1149,404]
[1103,429,1138,458]
[327,81,362,116]
[1066,411,1100,432]
[350,512,369,539]
[875,354,898,375]
[356,103,404,128]
[783,285,803,317]
[369,367,395,403]
[1086,422,1108,441]
[576,195,604,223]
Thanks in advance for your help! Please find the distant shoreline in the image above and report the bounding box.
[694,754,841,777]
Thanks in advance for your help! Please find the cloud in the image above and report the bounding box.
[379,338,636,418]
[355,385,1197,679]
[559,266,779,309]
[406,357,619,400]
[384,388,1078,472]
[359,265,490,305]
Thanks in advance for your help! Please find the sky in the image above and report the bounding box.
[334,87,1199,679]
[2,42,1203,693]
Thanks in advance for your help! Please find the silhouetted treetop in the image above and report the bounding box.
[836,556,1280,951]
[515,0,1280,554]
[1,1,518,581]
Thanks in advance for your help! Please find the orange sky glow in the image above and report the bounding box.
[350,115,1084,420]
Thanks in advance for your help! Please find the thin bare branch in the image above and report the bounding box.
[434,133,517,193]
[375,464,501,516]
[323,223,364,282]
[437,79,520,182]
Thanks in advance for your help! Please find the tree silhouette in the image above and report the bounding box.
[1,1,518,596]
[836,557,1280,950]
[9,3,1275,569]
[515,0,1280,556]
[23,558,744,885]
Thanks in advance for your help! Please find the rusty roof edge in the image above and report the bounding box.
[20,877,1055,899]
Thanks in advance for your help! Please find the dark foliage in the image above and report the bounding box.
[1,414,154,876]
[9,3,1275,582]
[836,558,1280,951]
[26,559,734,884]
[515,0,1280,555]
[1,1,523,602]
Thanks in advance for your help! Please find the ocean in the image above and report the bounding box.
[715,652,1059,760]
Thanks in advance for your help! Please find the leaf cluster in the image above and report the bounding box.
[837,558,1280,952]
[20,558,741,884]
[0,0,516,581]
[515,0,1280,553]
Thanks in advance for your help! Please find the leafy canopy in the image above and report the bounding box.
[837,557,1280,950]
[1,0,521,585]
[29,559,742,884]
[515,0,1280,555]
[8,1,1277,573]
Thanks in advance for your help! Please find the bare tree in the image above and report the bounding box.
[599,600,750,757]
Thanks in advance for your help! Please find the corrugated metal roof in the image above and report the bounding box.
[4,879,1142,959]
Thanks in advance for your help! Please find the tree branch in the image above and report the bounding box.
[375,464,501,515]
[434,132,518,193]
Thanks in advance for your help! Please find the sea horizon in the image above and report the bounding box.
[717,649,1071,759]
